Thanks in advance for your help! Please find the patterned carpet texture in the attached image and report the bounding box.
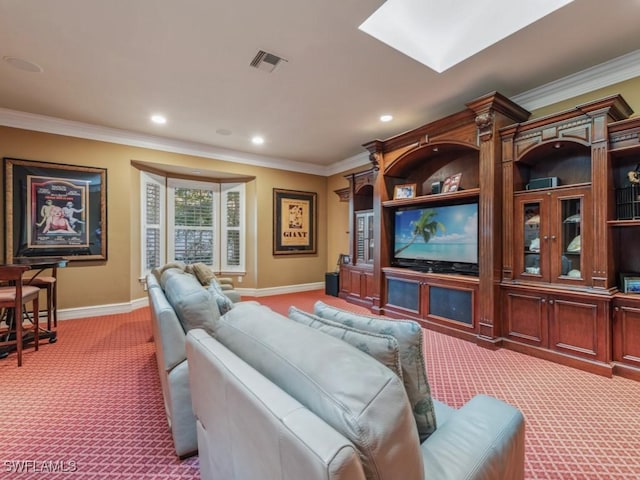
[1,290,639,479]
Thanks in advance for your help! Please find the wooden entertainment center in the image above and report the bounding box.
[338,91,640,380]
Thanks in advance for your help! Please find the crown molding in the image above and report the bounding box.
[512,49,640,111]
[1,49,638,177]
[325,151,371,176]
[0,108,327,176]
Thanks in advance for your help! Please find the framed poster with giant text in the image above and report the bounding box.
[273,188,317,255]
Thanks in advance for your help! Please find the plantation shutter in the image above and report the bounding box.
[141,172,166,274]
[221,183,245,272]
[168,179,219,269]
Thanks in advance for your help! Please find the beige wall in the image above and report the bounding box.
[0,126,327,310]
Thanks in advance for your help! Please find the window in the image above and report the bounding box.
[141,172,245,276]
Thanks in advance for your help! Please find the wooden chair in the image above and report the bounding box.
[26,274,58,330]
[0,265,40,366]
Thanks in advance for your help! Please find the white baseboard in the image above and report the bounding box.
[234,281,324,298]
[58,297,149,321]
[57,282,325,320]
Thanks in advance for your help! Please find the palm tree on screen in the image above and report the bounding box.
[394,209,445,256]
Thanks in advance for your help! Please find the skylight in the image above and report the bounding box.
[359,0,575,73]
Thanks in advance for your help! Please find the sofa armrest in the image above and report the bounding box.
[420,394,525,480]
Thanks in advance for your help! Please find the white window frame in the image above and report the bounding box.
[140,172,246,276]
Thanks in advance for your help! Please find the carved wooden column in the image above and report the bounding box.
[363,142,384,312]
[467,93,529,347]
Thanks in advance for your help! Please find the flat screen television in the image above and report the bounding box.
[393,202,479,274]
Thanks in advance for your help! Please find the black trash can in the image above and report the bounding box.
[325,272,339,297]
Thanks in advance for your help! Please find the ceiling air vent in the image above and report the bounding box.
[250,50,286,73]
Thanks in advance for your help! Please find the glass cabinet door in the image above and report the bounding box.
[522,201,542,278]
[356,214,365,263]
[515,187,589,285]
[366,213,374,264]
[558,197,582,280]
[355,210,374,264]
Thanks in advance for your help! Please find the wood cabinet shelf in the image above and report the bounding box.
[512,182,591,195]
[383,266,479,285]
[608,219,640,227]
[382,188,480,208]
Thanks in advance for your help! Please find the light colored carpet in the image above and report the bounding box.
[2,291,639,479]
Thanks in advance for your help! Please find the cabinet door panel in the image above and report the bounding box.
[503,290,548,347]
[614,304,640,367]
[553,189,591,285]
[386,276,420,313]
[364,270,375,301]
[349,270,363,297]
[549,298,605,360]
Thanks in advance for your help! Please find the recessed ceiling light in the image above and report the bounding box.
[251,135,265,145]
[359,0,575,73]
[3,56,43,73]
[380,114,393,122]
[151,114,167,124]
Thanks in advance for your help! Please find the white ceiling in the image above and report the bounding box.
[1,0,640,175]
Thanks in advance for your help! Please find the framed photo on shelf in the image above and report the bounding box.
[3,157,107,263]
[393,183,417,199]
[337,253,350,266]
[273,188,317,255]
[620,272,640,293]
[442,173,462,193]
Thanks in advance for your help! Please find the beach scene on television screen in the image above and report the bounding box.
[394,203,478,264]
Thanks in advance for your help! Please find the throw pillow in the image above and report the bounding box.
[313,300,437,442]
[191,262,217,286]
[208,281,234,315]
[152,261,186,283]
[162,271,219,336]
[288,306,402,380]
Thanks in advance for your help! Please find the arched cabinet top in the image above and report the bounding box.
[385,141,479,178]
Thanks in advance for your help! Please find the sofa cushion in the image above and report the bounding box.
[162,269,220,336]
[288,306,402,380]
[214,302,423,480]
[313,301,436,442]
[208,281,234,315]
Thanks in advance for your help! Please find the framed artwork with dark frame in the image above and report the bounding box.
[273,188,317,255]
[3,157,107,263]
